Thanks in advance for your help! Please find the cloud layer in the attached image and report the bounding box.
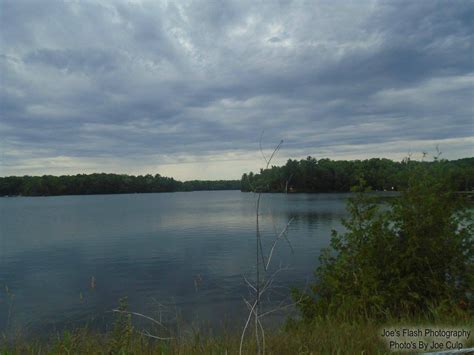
[1,0,473,179]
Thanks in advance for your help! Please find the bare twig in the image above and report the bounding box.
[259,266,291,298]
[243,274,257,293]
[265,218,294,271]
[240,137,293,355]
[150,298,168,324]
[111,309,168,330]
[258,131,284,171]
[243,298,266,355]
[138,329,174,341]
[266,140,283,170]
[256,193,267,273]
[239,299,258,355]
[258,279,308,318]
[112,308,174,341]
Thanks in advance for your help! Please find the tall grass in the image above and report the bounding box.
[2,313,472,354]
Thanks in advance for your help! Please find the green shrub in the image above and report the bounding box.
[110,297,134,354]
[294,162,473,321]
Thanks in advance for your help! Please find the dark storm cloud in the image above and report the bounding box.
[0,0,473,177]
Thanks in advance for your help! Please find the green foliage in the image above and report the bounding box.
[53,330,81,354]
[294,162,474,321]
[0,173,241,196]
[242,157,474,193]
[110,297,134,354]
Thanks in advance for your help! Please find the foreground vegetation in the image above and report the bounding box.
[293,162,473,321]
[2,314,472,354]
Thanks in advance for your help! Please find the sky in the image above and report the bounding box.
[0,0,473,180]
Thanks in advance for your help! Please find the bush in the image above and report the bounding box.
[294,161,473,321]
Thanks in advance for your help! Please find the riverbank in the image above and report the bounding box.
[2,314,473,354]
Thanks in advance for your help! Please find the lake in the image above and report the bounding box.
[0,190,351,336]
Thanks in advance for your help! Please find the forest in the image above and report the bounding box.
[1,157,472,197]
[0,173,241,197]
[241,157,474,193]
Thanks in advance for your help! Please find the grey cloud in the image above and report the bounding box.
[0,0,473,177]
[24,48,119,74]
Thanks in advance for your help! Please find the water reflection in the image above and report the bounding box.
[0,191,350,335]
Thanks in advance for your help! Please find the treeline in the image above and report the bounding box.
[2,157,472,197]
[241,157,474,192]
[0,173,241,197]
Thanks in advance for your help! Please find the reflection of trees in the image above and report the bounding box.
[285,211,346,228]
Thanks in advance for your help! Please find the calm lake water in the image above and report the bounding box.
[0,191,352,336]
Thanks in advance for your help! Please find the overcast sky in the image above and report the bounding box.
[1,0,473,180]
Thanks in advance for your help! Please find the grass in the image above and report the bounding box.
[1,313,472,354]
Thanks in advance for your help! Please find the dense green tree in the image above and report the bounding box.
[241,157,474,193]
[0,174,240,196]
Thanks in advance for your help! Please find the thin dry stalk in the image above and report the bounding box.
[112,309,167,330]
[112,309,174,341]
[239,299,258,354]
[243,298,266,355]
[265,218,294,271]
[240,136,292,355]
